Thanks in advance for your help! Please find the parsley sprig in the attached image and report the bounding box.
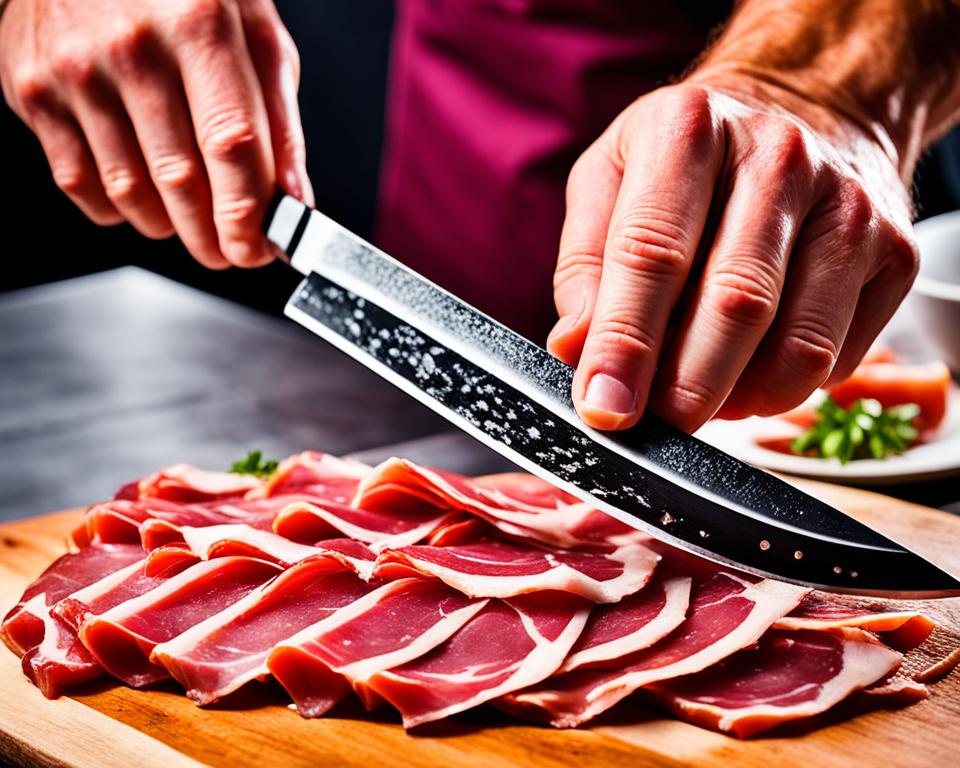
[229,450,279,478]
[790,397,920,464]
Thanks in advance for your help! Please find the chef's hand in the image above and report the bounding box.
[0,0,310,268]
[548,78,917,433]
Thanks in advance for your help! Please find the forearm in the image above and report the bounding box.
[688,0,960,180]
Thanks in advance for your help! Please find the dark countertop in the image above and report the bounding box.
[1,267,956,522]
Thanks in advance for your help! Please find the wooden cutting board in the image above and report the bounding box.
[1,479,958,768]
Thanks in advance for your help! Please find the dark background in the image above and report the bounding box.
[2,0,959,315]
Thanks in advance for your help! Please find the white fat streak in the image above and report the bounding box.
[275,501,450,551]
[86,557,276,626]
[559,577,693,673]
[60,558,146,610]
[337,599,488,682]
[378,541,659,604]
[510,577,808,726]
[664,634,901,735]
[382,599,592,728]
[773,609,928,634]
[150,560,344,700]
[180,524,321,564]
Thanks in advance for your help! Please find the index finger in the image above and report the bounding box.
[175,1,275,267]
[573,88,723,430]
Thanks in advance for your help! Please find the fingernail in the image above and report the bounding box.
[584,373,636,415]
[282,167,303,200]
[547,314,578,346]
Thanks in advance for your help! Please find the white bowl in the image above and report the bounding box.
[912,210,960,375]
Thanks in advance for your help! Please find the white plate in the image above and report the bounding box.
[694,389,960,485]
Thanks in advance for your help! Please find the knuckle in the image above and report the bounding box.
[213,193,259,226]
[198,109,258,160]
[149,153,201,192]
[706,264,779,327]
[664,379,717,413]
[554,241,603,287]
[105,20,156,73]
[779,322,839,380]
[12,69,54,113]
[837,180,874,235]
[51,164,90,196]
[770,122,813,177]
[661,86,717,151]
[607,215,689,276]
[52,45,98,90]
[176,0,232,43]
[589,317,658,360]
[101,165,142,205]
[884,227,919,280]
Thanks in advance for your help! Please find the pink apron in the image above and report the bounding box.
[375,0,716,341]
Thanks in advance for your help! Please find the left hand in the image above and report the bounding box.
[547,77,918,433]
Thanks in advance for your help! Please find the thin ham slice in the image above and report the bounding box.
[152,557,371,705]
[174,524,324,567]
[499,564,807,727]
[136,465,263,501]
[559,574,692,672]
[365,591,591,728]
[651,628,903,737]
[373,536,658,603]
[1,543,144,656]
[312,539,378,581]
[774,593,936,650]
[268,578,487,716]
[80,557,280,687]
[256,451,372,500]
[355,459,607,546]
[273,499,454,549]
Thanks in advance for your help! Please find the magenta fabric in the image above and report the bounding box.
[376,0,714,341]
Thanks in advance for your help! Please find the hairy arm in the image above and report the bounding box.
[551,0,960,432]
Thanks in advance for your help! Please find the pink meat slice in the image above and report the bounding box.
[355,460,610,547]
[1,543,144,656]
[174,523,325,566]
[651,628,902,737]
[499,567,808,727]
[136,465,263,502]
[312,538,378,581]
[774,593,936,650]
[53,548,199,631]
[273,499,454,549]
[373,536,658,603]
[80,557,280,687]
[559,574,692,672]
[268,578,487,717]
[365,591,591,728]
[256,451,372,501]
[151,557,372,705]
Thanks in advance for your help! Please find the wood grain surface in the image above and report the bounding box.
[1,479,958,768]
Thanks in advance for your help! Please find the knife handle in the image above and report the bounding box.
[263,192,310,263]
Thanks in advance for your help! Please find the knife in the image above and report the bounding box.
[264,193,960,599]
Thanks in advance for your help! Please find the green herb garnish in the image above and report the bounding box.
[229,450,279,478]
[790,397,920,464]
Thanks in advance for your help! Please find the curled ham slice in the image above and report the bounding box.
[651,628,903,737]
[80,557,280,687]
[256,451,372,500]
[152,558,371,705]
[499,566,807,727]
[136,465,263,501]
[373,537,658,603]
[365,591,590,728]
[268,578,486,717]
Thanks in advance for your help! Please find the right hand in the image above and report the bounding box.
[0,0,312,268]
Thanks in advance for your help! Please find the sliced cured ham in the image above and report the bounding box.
[268,578,487,716]
[499,567,807,727]
[774,593,936,650]
[53,548,199,631]
[356,459,604,546]
[80,557,280,687]
[273,499,453,549]
[373,536,658,603]
[152,557,371,704]
[136,464,263,501]
[559,574,692,672]
[651,628,902,737]
[257,451,371,500]
[312,539,378,581]
[365,591,591,728]
[174,524,324,567]
[1,544,144,656]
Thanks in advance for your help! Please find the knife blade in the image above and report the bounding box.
[265,194,960,599]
